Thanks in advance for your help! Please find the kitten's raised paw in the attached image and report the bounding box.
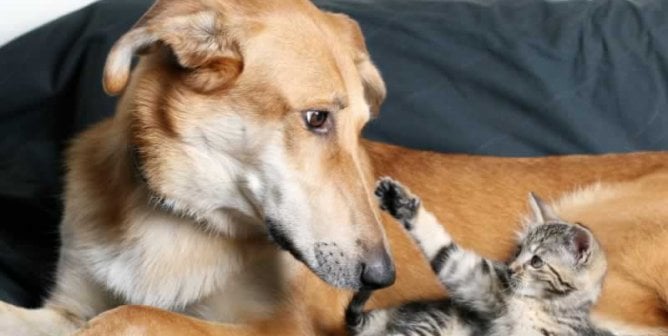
[375,177,420,228]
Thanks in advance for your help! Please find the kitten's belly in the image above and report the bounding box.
[491,300,560,336]
[386,323,471,336]
[440,319,475,336]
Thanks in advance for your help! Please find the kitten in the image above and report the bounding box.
[346,177,612,336]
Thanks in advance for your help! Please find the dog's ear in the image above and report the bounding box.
[328,13,386,115]
[103,0,243,95]
[356,53,387,116]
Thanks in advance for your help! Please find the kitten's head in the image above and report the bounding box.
[509,193,607,307]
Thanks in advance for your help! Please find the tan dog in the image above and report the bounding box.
[1,0,667,335]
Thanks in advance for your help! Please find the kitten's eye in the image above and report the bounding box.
[530,255,544,268]
[303,110,331,134]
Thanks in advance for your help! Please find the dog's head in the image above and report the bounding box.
[103,0,393,290]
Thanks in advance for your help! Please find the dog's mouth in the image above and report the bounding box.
[266,218,362,289]
[266,218,305,263]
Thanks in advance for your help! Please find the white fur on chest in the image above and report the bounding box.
[491,298,560,336]
[82,210,292,322]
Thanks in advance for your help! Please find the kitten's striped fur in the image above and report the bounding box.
[346,177,616,336]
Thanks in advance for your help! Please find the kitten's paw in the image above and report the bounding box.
[345,290,372,329]
[374,177,420,228]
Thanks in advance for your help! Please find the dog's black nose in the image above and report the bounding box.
[360,247,395,289]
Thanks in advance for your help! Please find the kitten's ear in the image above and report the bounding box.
[571,224,593,264]
[528,193,561,223]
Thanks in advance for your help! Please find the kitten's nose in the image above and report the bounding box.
[360,246,395,289]
[510,263,522,274]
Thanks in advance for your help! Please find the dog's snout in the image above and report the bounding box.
[360,247,395,289]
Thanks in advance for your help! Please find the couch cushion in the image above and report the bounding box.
[318,0,668,156]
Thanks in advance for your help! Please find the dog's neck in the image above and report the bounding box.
[130,144,149,185]
[119,147,294,320]
[128,144,269,240]
[129,145,182,215]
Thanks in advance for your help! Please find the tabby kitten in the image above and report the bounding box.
[346,177,612,336]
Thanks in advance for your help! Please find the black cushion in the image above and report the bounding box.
[1,0,668,307]
[326,0,668,155]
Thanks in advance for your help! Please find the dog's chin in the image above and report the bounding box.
[312,264,363,290]
[290,243,363,289]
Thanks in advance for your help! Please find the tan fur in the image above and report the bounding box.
[73,146,668,336]
[366,144,668,330]
[2,0,667,335]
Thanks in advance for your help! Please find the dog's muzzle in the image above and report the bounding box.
[266,218,395,289]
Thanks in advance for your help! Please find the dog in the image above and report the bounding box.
[1,0,667,335]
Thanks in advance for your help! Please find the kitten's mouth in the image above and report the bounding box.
[508,273,523,289]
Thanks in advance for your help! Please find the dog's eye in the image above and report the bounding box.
[530,255,544,268]
[303,110,330,133]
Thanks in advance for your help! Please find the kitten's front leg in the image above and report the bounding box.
[345,291,397,336]
[375,177,509,315]
[346,290,373,329]
[375,177,450,263]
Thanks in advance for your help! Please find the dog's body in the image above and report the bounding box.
[1,0,668,335]
[73,146,668,336]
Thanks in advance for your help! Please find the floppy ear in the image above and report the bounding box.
[527,192,561,223]
[103,0,243,95]
[357,54,387,115]
[327,13,386,115]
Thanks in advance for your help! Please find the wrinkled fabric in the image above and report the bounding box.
[1,0,667,307]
